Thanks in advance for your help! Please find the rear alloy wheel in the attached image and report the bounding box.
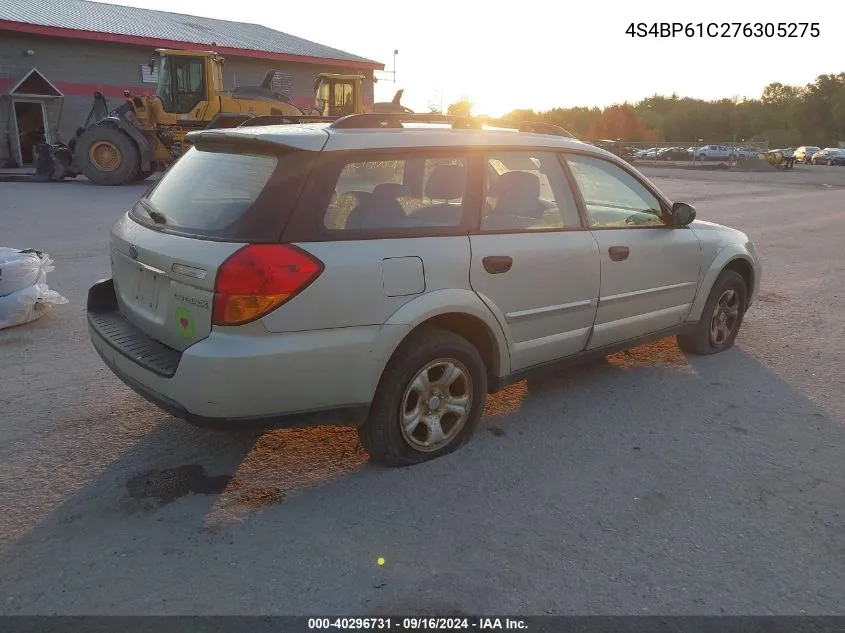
[358,328,487,466]
[399,358,473,453]
[677,270,747,355]
[76,126,140,185]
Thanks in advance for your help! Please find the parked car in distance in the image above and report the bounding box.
[590,139,635,162]
[733,147,761,158]
[696,145,734,160]
[810,148,845,165]
[794,146,821,163]
[86,114,761,466]
[656,147,692,161]
[634,147,659,159]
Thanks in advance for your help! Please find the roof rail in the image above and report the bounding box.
[328,113,576,138]
[515,122,575,138]
[328,113,454,128]
[466,117,575,138]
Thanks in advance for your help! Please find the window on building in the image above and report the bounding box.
[140,64,158,84]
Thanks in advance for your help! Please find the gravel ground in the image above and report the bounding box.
[0,168,844,615]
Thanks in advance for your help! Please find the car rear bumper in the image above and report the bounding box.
[87,279,399,428]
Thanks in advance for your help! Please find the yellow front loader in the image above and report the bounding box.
[51,49,395,185]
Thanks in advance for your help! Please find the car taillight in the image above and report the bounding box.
[212,244,323,326]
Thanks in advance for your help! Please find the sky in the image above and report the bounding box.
[96,0,842,117]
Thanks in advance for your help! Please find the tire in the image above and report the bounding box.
[358,328,488,467]
[75,126,140,186]
[677,270,747,355]
[134,169,154,182]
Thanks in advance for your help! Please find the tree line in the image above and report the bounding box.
[441,72,845,147]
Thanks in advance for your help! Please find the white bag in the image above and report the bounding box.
[0,248,52,296]
[0,284,69,330]
[0,248,68,330]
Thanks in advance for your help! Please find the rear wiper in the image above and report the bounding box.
[135,199,167,225]
[147,210,167,224]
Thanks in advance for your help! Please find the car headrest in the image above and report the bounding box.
[425,163,465,200]
[373,182,410,198]
[345,191,406,230]
[492,171,542,217]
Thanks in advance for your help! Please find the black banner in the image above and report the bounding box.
[1,617,845,633]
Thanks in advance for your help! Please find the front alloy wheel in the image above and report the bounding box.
[709,289,741,346]
[677,269,748,355]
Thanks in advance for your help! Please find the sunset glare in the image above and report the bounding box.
[90,0,841,114]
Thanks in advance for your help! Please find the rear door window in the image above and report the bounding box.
[130,146,314,241]
[322,155,469,232]
[481,152,582,231]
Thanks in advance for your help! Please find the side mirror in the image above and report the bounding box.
[671,202,696,226]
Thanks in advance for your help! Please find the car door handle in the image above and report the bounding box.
[608,246,630,262]
[482,256,513,274]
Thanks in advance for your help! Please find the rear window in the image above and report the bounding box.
[130,146,313,241]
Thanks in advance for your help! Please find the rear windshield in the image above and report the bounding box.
[130,146,312,241]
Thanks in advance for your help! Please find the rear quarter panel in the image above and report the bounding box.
[382,287,511,378]
[259,236,474,332]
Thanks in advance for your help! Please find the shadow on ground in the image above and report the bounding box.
[1,336,844,615]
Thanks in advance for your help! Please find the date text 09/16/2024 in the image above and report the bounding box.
[626,22,820,38]
[307,617,528,630]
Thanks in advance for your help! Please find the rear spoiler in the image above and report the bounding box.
[185,128,328,153]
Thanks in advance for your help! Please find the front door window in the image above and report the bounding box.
[564,154,666,228]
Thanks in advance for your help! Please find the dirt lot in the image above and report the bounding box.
[1,167,844,615]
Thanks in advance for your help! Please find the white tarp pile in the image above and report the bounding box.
[0,247,68,330]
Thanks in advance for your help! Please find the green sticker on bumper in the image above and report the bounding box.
[175,306,195,339]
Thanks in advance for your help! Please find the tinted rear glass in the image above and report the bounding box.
[130,146,313,241]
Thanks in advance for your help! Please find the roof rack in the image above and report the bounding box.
[514,121,576,137]
[327,113,453,128]
[328,113,576,138]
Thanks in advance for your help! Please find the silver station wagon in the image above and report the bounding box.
[87,114,761,466]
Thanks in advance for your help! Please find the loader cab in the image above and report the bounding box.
[153,49,220,115]
[314,74,364,117]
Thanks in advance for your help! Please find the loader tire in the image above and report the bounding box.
[76,126,140,186]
